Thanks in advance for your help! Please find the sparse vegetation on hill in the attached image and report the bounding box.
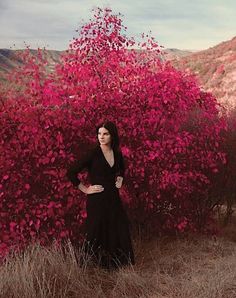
[171,37,236,109]
[0,49,63,81]
[1,36,235,110]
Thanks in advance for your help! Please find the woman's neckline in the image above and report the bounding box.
[99,145,115,168]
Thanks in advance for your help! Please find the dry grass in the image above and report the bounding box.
[1,221,236,298]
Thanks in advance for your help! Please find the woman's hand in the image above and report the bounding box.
[86,184,104,194]
[115,176,123,189]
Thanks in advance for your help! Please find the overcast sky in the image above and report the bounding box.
[0,0,235,51]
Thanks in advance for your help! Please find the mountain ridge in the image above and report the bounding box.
[171,36,236,109]
[1,36,235,109]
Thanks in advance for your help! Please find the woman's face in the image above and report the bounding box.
[98,127,112,146]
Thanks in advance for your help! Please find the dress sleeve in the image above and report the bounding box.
[66,147,94,187]
[117,150,125,178]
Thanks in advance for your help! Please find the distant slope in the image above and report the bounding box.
[0,48,193,80]
[162,48,194,60]
[0,49,63,81]
[171,37,236,109]
[1,38,235,110]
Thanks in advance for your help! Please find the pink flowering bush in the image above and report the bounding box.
[0,8,227,258]
[207,107,236,225]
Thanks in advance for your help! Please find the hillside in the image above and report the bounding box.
[1,37,235,109]
[171,37,236,109]
[0,49,62,81]
[0,48,192,81]
[162,48,193,60]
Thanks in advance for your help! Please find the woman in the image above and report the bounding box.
[66,121,135,270]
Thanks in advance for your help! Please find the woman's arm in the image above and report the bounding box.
[66,147,95,189]
[67,146,104,194]
[115,150,125,188]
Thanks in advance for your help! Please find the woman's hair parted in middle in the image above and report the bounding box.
[96,121,120,151]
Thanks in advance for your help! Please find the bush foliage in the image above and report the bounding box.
[0,8,227,258]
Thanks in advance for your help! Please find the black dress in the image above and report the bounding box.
[66,144,135,269]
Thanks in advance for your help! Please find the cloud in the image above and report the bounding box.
[0,0,235,50]
[0,0,9,15]
[117,0,236,49]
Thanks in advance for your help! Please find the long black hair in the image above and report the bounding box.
[96,121,120,152]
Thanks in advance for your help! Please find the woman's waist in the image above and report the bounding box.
[91,181,117,191]
[90,175,115,183]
